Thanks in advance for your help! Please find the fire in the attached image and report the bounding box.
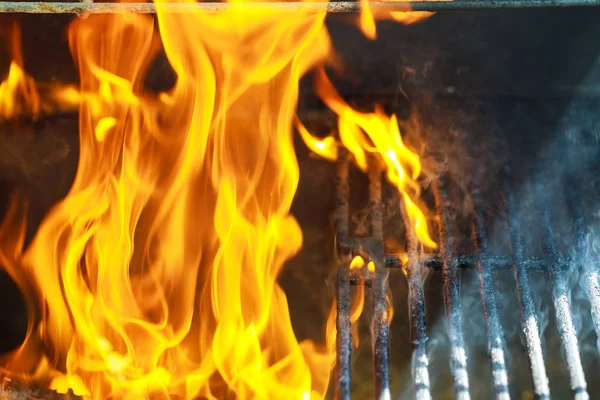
[358,0,434,40]
[300,66,436,248]
[295,117,338,162]
[0,22,40,119]
[0,0,436,397]
[348,256,366,347]
[0,2,339,398]
[0,21,81,120]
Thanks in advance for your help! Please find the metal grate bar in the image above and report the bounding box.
[536,179,588,399]
[368,163,391,400]
[0,0,598,15]
[564,181,600,341]
[434,176,471,400]
[335,148,352,400]
[336,266,353,400]
[334,150,390,400]
[471,185,511,400]
[400,203,431,400]
[335,148,351,251]
[502,167,550,398]
[389,253,556,273]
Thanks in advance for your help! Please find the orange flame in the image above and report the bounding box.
[0,22,40,119]
[0,3,340,399]
[358,0,434,40]
[0,21,82,119]
[0,0,436,397]
[295,117,338,162]
[301,66,436,248]
[349,254,365,270]
[345,256,367,348]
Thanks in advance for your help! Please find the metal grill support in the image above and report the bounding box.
[400,201,431,400]
[565,181,600,343]
[535,176,588,399]
[502,167,551,398]
[335,149,390,400]
[434,177,471,400]
[471,185,510,400]
[0,0,599,16]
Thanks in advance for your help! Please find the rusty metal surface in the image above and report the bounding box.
[0,0,597,16]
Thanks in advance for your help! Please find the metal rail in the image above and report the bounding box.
[565,180,600,344]
[335,149,390,400]
[535,176,589,399]
[387,253,560,272]
[0,0,599,15]
[471,184,510,400]
[502,166,551,399]
[400,199,431,400]
[434,176,471,400]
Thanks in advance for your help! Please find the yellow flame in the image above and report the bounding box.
[358,0,435,40]
[349,284,365,348]
[345,256,367,348]
[302,66,436,248]
[0,21,86,119]
[94,117,117,142]
[367,261,375,272]
[386,293,394,325]
[295,117,338,161]
[0,3,340,399]
[390,11,435,25]
[358,0,377,40]
[0,22,40,119]
[350,255,365,269]
[0,0,438,397]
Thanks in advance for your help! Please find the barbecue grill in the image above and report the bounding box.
[1,1,600,400]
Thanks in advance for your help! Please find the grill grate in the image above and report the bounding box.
[334,154,600,399]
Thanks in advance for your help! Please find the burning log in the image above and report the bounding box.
[0,376,80,400]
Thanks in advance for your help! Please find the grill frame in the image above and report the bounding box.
[0,0,598,16]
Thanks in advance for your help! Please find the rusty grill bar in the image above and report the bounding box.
[434,177,471,400]
[0,0,598,16]
[335,153,599,398]
[471,184,510,400]
[335,148,391,400]
[565,181,600,344]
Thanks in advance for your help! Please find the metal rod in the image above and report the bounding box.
[368,160,385,251]
[434,176,471,400]
[502,166,550,399]
[471,185,510,400]
[400,201,431,400]
[386,253,553,272]
[372,267,391,400]
[368,161,390,400]
[0,0,598,15]
[336,148,351,251]
[564,180,600,343]
[336,267,352,400]
[536,178,589,399]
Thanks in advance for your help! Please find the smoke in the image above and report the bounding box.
[382,82,600,398]
[287,29,600,399]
